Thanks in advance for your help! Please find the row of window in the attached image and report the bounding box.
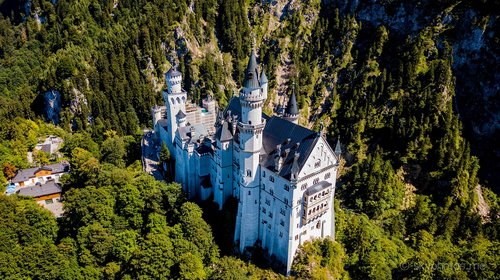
[262,184,289,193]
[294,221,322,241]
[300,172,331,190]
[263,171,275,182]
[262,207,287,217]
[262,221,286,233]
[263,190,289,206]
[307,202,328,216]
[308,189,331,203]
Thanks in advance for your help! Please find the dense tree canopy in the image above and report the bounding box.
[0,0,498,279]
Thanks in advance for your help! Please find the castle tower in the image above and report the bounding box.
[260,67,268,100]
[235,50,266,252]
[284,86,299,124]
[176,109,187,127]
[151,105,164,134]
[164,67,187,152]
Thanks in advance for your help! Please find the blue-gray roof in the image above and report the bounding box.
[285,90,299,116]
[260,68,268,84]
[214,121,234,142]
[244,50,260,89]
[304,181,332,196]
[176,109,186,119]
[260,116,319,180]
[166,67,182,78]
[17,180,62,197]
[223,96,319,180]
[12,161,70,183]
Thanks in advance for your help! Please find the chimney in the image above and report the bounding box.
[231,115,237,135]
[291,152,300,182]
[274,144,282,171]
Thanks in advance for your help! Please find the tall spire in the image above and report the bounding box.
[244,49,259,88]
[284,82,299,124]
[260,66,268,84]
[285,85,298,116]
[335,137,342,156]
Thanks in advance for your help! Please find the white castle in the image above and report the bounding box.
[152,50,340,274]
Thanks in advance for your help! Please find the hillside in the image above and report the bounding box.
[0,0,499,279]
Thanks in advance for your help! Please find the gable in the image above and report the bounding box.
[298,136,337,179]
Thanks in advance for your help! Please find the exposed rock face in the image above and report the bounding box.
[329,0,499,189]
[69,88,88,115]
[44,89,61,125]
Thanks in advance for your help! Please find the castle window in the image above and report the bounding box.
[301,183,307,190]
[269,212,273,218]
[315,160,321,168]
[284,198,289,205]
[325,172,331,179]
[280,208,285,216]
[270,176,274,182]
[295,235,299,240]
[284,185,289,191]
[246,170,252,177]
[262,184,265,190]
[248,191,251,195]
[268,224,271,229]
[265,199,270,206]
[280,220,285,226]
[316,221,321,229]
[263,171,266,177]
[297,199,301,205]
[279,232,283,238]
[262,207,267,214]
[270,189,274,195]
[313,178,319,184]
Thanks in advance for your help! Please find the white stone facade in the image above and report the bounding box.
[152,52,339,274]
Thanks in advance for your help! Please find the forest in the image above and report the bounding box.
[0,0,499,279]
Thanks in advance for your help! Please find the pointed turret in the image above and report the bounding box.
[284,85,299,124]
[176,109,187,127]
[243,50,259,89]
[335,138,342,157]
[260,67,268,99]
[260,68,268,84]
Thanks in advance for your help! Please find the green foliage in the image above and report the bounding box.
[342,149,405,218]
[0,0,498,279]
[293,239,349,280]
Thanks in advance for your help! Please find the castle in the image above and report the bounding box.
[152,50,340,274]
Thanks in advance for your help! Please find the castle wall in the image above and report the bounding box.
[259,167,292,267]
[213,140,234,209]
